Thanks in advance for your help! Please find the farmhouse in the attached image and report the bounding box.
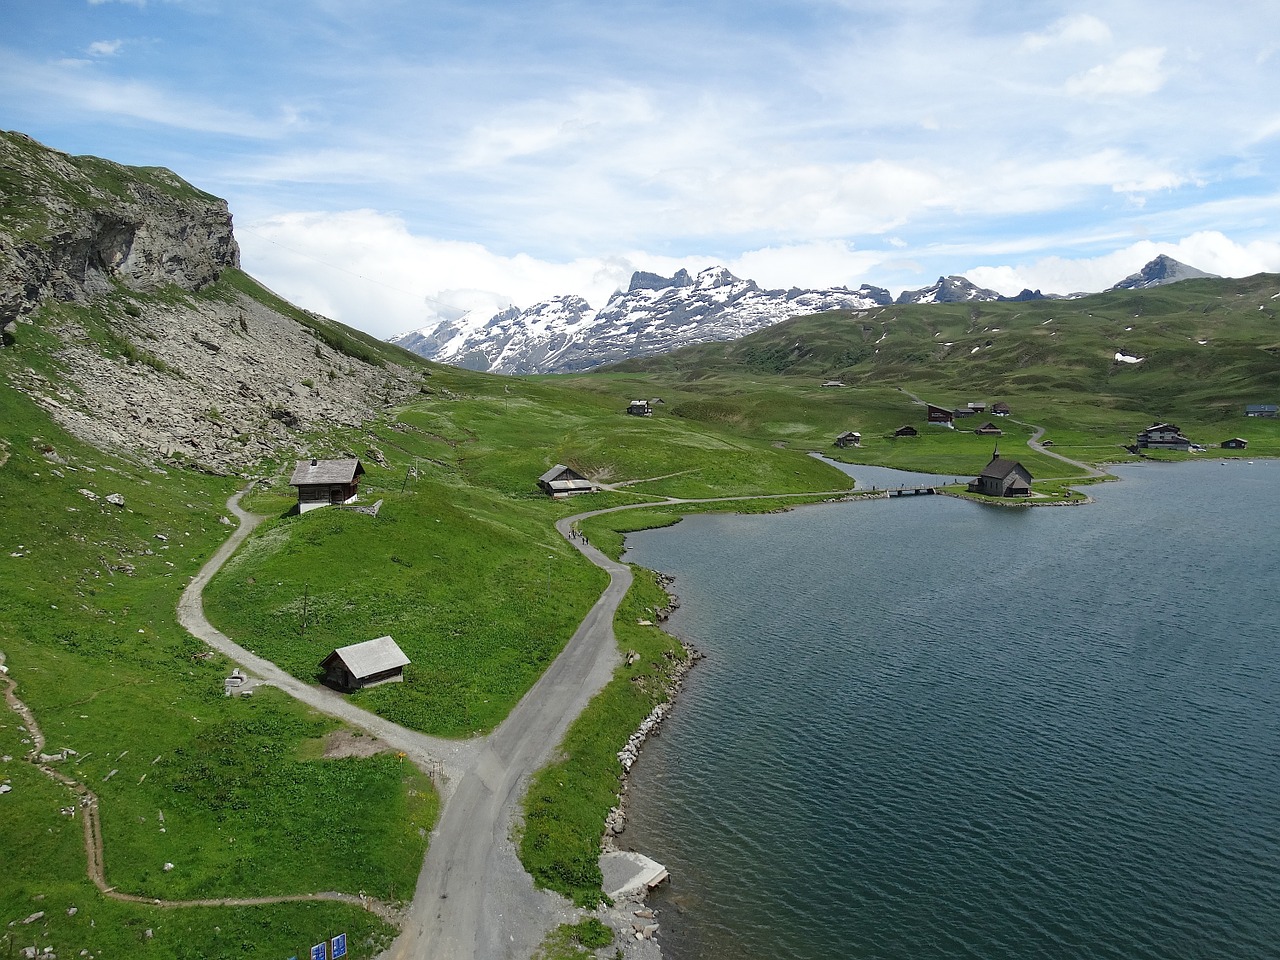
[974,422,1003,436]
[967,402,987,413]
[1137,423,1192,451]
[967,449,1033,497]
[894,425,918,437]
[626,399,653,416]
[991,402,1012,416]
[289,458,365,513]
[926,404,954,425]
[1245,404,1277,418]
[538,464,597,497]
[320,636,410,692]
[834,431,861,448]
[1222,437,1249,450]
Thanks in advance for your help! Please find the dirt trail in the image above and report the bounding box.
[1,670,400,921]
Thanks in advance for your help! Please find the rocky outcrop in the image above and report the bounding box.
[0,131,424,473]
[1,131,240,326]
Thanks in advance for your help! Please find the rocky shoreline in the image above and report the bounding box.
[599,572,703,955]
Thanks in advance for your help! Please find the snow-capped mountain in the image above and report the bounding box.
[895,275,1003,304]
[1107,255,1219,291]
[389,257,1217,374]
[391,266,892,374]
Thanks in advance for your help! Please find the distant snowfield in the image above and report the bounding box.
[1114,352,1144,364]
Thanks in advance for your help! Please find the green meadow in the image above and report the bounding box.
[6,269,1280,954]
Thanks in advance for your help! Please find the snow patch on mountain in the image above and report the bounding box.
[392,266,891,374]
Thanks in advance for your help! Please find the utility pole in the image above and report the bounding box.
[301,582,309,638]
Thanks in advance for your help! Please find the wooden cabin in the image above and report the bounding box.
[1222,437,1248,450]
[894,425,918,437]
[834,431,862,448]
[289,458,365,513]
[967,450,1032,497]
[974,422,1003,436]
[320,636,410,692]
[926,404,954,425]
[991,401,1012,417]
[538,464,597,497]
[1245,404,1277,418]
[626,399,653,416]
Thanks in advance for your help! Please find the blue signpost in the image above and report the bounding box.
[331,933,347,959]
[310,942,326,960]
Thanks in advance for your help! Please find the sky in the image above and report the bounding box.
[5,1,1280,340]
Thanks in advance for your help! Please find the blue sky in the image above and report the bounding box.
[5,0,1280,338]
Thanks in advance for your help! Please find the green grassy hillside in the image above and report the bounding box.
[597,274,1280,468]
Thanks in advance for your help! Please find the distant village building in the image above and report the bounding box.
[1136,423,1192,451]
[822,380,845,387]
[991,401,1012,417]
[1245,404,1277,418]
[320,636,410,692]
[289,458,365,513]
[974,422,1003,436]
[926,404,954,425]
[538,464,597,497]
[626,399,653,416]
[894,425,919,437]
[834,431,861,448]
[952,407,976,418]
[1222,437,1249,450]
[967,402,987,412]
[967,449,1033,497]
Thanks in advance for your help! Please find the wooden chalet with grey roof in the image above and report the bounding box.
[320,635,410,692]
[967,449,1032,497]
[538,464,597,498]
[894,424,918,437]
[834,431,861,448]
[991,401,1012,416]
[626,399,653,416]
[289,457,365,513]
[1222,437,1248,450]
[974,421,1003,436]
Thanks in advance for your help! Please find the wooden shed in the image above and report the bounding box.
[1222,437,1248,449]
[626,399,653,416]
[974,422,1003,436]
[320,636,410,692]
[290,458,365,513]
[834,431,862,448]
[538,464,597,497]
[894,425,918,437]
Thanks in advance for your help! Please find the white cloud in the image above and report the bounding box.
[1022,14,1112,52]
[0,51,287,138]
[1066,47,1167,98]
[87,40,123,57]
[966,232,1280,296]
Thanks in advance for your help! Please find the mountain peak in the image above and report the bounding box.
[1108,255,1218,291]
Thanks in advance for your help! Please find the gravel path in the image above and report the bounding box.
[179,484,851,959]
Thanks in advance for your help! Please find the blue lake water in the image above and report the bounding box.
[621,460,1280,960]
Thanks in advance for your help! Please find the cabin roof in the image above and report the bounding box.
[539,463,586,484]
[322,635,409,679]
[290,458,364,486]
[979,456,1028,480]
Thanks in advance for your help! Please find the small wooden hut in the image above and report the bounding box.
[320,636,410,692]
[538,464,597,497]
[289,458,365,513]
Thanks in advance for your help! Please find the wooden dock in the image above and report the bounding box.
[886,486,939,497]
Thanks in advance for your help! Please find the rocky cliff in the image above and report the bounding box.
[0,131,424,472]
